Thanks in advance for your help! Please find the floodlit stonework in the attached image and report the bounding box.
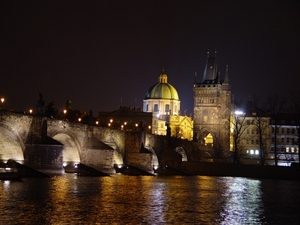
[193,51,232,157]
[143,70,193,140]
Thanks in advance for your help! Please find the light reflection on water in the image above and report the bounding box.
[0,174,299,224]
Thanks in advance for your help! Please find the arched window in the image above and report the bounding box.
[154,104,159,112]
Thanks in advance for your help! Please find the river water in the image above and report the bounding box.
[0,174,299,224]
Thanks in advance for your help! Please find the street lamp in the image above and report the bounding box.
[0,97,4,119]
[63,109,67,121]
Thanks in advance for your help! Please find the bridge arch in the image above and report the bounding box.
[50,131,81,165]
[174,146,188,161]
[143,146,159,170]
[0,125,24,163]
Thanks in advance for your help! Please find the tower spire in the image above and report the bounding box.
[222,64,231,90]
[224,64,230,84]
[202,50,218,82]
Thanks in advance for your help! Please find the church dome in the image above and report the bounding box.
[145,71,179,100]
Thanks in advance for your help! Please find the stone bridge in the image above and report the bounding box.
[0,111,203,175]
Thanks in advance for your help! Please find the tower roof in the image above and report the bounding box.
[202,50,218,82]
[144,70,179,100]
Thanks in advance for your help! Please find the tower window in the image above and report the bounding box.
[154,104,158,112]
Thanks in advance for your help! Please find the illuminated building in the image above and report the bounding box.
[97,106,152,131]
[143,70,193,140]
[233,111,271,164]
[268,114,299,165]
[193,51,232,157]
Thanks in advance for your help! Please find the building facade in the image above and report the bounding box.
[232,112,271,164]
[268,114,299,165]
[143,70,193,140]
[193,51,232,157]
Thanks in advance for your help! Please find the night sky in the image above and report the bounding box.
[1,0,299,116]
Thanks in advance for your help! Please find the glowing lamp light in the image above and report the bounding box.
[78,118,81,122]
[234,110,244,115]
[0,98,4,104]
[29,109,33,114]
[96,121,99,125]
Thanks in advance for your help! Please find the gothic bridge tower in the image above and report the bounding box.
[193,50,232,157]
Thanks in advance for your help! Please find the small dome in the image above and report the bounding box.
[145,71,179,100]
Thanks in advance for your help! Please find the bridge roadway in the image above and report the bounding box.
[0,111,197,175]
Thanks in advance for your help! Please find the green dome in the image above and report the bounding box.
[145,72,179,100]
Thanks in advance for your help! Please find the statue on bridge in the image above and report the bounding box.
[36,93,45,115]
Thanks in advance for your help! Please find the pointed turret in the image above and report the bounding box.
[202,50,218,83]
[222,64,231,89]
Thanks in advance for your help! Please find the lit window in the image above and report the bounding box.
[255,150,259,155]
[286,147,289,152]
[250,150,254,154]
